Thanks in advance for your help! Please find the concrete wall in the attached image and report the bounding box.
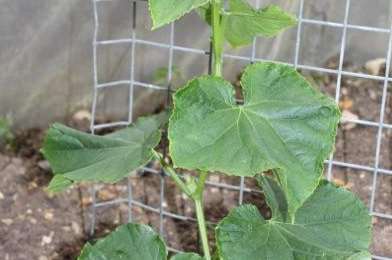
[1,0,391,128]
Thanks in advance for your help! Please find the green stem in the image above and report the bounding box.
[193,181,211,260]
[195,170,208,196]
[211,0,224,77]
[193,171,210,259]
[153,151,192,197]
[154,151,211,259]
[195,196,211,260]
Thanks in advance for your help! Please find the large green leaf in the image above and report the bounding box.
[169,62,340,214]
[171,253,204,260]
[43,113,166,192]
[216,181,371,260]
[149,0,210,29]
[223,0,297,47]
[78,223,167,260]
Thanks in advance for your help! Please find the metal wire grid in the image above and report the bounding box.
[89,0,392,259]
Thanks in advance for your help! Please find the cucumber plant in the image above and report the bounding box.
[42,0,372,259]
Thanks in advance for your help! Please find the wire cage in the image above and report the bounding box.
[89,0,392,259]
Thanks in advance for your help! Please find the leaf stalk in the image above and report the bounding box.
[211,0,224,77]
[153,150,192,197]
[195,196,211,260]
[153,151,211,259]
[193,171,211,259]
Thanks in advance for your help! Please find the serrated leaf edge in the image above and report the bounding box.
[149,0,211,30]
[225,3,298,48]
[216,189,371,260]
[169,62,341,215]
[168,74,235,172]
[42,114,164,187]
[241,62,341,215]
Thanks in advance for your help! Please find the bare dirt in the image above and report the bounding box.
[1,59,392,259]
[0,130,268,259]
[0,130,86,260]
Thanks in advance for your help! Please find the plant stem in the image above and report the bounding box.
[163,163,192,196]
[195,196,211,260]
[153,151,192,197]
[204,1,223,255]
[195,170,208,197]
[156,149,211,258]
[211,0,224,77]
[193,171,210,259]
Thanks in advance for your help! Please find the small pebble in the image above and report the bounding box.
[44,211,54,221]
[1,218,13,226]
[72,221,81,235]
[41,231,54,246]
[38,160,50,170]
[62,226,71,232]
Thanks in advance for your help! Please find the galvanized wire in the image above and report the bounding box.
[89,0,392,258]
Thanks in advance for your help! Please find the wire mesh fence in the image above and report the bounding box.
[89,0,392,259]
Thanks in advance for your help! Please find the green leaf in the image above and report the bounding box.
[256,174,288,222]
[171,253,204,260]
[216,181,371,260]
[42,113,166,189]
[78,223,167,260]
[196,4,212,26]
[149,0,210,29]
[47,175,73,193]
[285,181,371,256]
[223,0,297,47]
[169,62,340,214]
